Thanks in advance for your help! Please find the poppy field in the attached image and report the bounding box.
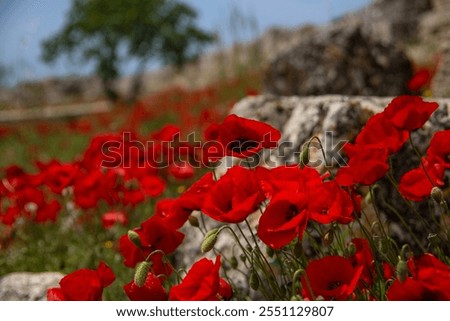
[1,67,450,301]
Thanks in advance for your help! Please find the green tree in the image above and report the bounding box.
[41,0,214,102]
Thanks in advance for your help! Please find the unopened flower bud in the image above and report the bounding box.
[396,260,408,283]
[299,144,310,168]
[249,270,260,290]
[230,256,238,269]
[201,232,218,253]
[431,187,444,204]
[364,191,372,204]
[134,261,151,287]
[240,253,247,263]
[323,230,334,247]
[188,215,199,227]
[204,228,219,239]
[128,230,142,248]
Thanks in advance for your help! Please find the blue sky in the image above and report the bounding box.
[0,0,371,86]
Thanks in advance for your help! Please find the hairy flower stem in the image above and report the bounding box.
[237,222,285,299]
[408,135,435,186]
[369,186,389,239]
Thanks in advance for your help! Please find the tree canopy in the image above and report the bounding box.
[41,0,214,101]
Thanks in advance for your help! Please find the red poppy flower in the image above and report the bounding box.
[204,114,281,158]
[398,156,445,201]
[139,175,166,198]
[387,254,450,300]
[151,124,180,141]
[255,165,322,199]
[0,206,20,226]
[349,238,375,287]
[308,181,355,224]
[383,96,438,132]
[427,130,450,168]
[34,199,61,223]
[37,160,78,194]
[47,261,115,301]
[301,256,363,301]
[119,216,184,273]
[217,279,233,300]
[169,256,223,301]
[102,211,128,228]
[258,191,309,249]
[354,113,409,154]
[1,165,40,196]
[407,69,432,92]
[169,162,195,180]
[124,272,167,301]
[73,170,108,209]
[335,144,389,186]
[202,166,265,223]
[153,172,216,228]
[80,133,123,170]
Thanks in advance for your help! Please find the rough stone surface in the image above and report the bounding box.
[230,94,450,250]
[344,0,433,44]
[420,0,450,97]
[263,24,413,97]
[0,272,64,301]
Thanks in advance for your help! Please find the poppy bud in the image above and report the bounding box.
[134,261,151,287]
[431,187,444,204]
[240,253,247,263]
[364,191,372,204]
[299,144,310,168]
[230,256,238,269]
[204,228,219,239]
[323,230,334,247]
[249,270,260,290]
[188,215,199,227]
[201,232,218,253]
[127,230,142,249]
[396,259,408,283]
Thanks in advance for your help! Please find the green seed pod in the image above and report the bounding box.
[128,230,142,249]
[396,260,408,283]
[134,261,151,287]
[188,215,199,227]
[249,270,260,290]
[201,232,218,253]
